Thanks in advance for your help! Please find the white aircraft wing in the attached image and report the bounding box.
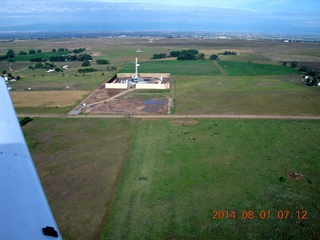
[0,77,62,239]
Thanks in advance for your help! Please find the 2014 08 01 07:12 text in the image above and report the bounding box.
[212,210,307,220]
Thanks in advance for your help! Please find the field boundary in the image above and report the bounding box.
[212,60,227,75]
[18,114,320,120]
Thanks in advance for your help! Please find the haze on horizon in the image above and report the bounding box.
[1,0,319,35]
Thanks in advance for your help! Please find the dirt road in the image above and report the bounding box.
[18,113,320,120]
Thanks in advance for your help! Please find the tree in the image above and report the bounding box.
[196,53,205,60]
[19,117,33,127]
[37,49,42,53]
[18,51,27,55]
[29,49,36,54]
[170,51,181,57]
[52,49,57,52]
[290,61,298,68]
[307,69,318,77]
[78,54,92,61]
[73,48,85,53]
[35,62,43,68]
[78,68,98,73]
[6,49,15,58]
[188,49,199,55]
[299,66,308,72]
[81,60,91,67]
[209,54,219,60]
[152,53,167,59]
[96,59,109,65]
[178,50,196,60]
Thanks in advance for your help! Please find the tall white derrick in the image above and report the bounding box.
[134,57,140,79]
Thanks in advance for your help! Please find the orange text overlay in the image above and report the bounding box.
[212,210,307,220]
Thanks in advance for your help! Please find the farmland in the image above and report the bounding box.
[102,118,320,239]
[2,37,319,239]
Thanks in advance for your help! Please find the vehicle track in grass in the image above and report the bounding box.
[212,60,227,75]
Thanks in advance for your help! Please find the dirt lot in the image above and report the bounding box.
[85,98,168,114]
[72,83,169,114]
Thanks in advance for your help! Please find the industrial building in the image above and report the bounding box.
[105,58,170,89]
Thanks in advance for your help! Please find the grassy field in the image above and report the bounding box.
[6,38,320,240]
[10,90,90,114]
[6,65,114,91]
[23,118,137,240]
[3,38,320,116]
[102,119,320,239]
[218,61,298,76]
[11,90,90,107]
[119,60,221,76]
[174,75,320,115]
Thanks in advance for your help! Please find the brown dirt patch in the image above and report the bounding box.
[287,172,304,180]
[84,88,125,104]
[84,98,168,114]
[171,120,198,126]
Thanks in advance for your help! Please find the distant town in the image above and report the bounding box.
[1,31,320,43]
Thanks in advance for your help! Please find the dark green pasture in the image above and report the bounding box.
[119,60,221,76]
[219,61,298,76]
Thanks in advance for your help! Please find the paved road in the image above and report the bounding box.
[18,113,320,120]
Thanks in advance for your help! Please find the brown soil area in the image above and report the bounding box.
[84,88,124,104]
[287,172,304,180]
[85,99,168,114]
[72,81,169,114]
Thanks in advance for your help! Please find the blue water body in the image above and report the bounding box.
[142,99,167,113]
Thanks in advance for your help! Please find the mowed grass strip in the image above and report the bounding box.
[23,118,137,240]
[119,60,221,76]
[102,119,320,239]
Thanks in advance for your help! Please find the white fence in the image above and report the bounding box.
[135,83,170,89]
[105,83,128,89]
[117,73,171,78]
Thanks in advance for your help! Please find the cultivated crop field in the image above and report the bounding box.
[3,37,319,240]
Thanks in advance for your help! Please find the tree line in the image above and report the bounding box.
[152,49,205,60]
[49,53,92,62]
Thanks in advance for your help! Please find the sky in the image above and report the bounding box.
[1,0,319,35]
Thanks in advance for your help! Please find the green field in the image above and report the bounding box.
[24,118,137,240]
[219,61,298,76]
[174,75,320,115]
[6,38,320,240]
[119,60,222,75]
[102,119,320,239]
